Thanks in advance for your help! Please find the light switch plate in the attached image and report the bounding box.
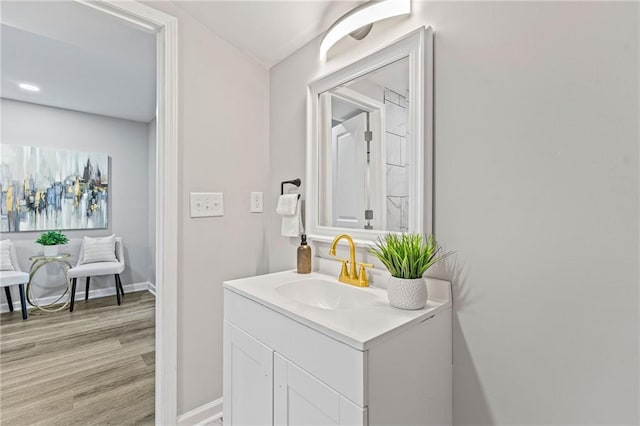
[250,192,263,213]
[190,192,224,217]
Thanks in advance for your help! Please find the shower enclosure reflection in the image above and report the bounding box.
[318,57,410,232]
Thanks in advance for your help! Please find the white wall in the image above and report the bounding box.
[269,2,639,425]
[1,98,153,296]
[143,2,271,415]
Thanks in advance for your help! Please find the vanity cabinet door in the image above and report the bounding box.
[274,353,366,426]
[224,322,274,426]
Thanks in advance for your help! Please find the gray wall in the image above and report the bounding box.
[148,118,156,287]
[144,2,271,415]
[1,98,153,295]
[269,2,639,424]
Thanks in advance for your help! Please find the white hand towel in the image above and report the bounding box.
[277,195,302,237]
[276,194,298,216]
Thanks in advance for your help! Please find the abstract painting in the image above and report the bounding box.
[0,145,109,232]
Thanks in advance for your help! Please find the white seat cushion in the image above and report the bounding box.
[80,235,117,264]
[0,270,29,287]
[67,261,124,279]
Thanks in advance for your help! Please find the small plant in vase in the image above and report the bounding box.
[369,233,452,310]
[35,231,69,257]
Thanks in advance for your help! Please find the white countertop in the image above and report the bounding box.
[223,270,451,350]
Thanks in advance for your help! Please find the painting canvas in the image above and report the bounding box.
[0,145,109,232]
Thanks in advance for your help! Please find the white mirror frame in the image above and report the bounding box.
[306,27,433,245]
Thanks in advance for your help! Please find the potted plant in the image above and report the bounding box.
[369,233,452,310]
[35,230,69,257]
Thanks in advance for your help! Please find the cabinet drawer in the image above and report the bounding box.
[225,289,366,406]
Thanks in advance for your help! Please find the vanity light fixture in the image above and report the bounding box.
[18,82,40,92]
[319,0,411,60]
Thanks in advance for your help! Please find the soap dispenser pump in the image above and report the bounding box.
[297,234,311,274]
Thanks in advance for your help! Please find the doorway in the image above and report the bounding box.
[0,1,178,423]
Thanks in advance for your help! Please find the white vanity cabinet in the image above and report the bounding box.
[224,321,365,426]
[273,353,365,426]
[223,271,452,426]
[224,324,273,426]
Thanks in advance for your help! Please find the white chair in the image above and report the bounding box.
[68,237,125,312]
[0,241,29,320]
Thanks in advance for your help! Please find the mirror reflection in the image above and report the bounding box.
[318,57,410,232]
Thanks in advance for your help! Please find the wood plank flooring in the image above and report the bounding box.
[0,290,155,425]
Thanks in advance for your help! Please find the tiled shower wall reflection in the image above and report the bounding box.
[385,88,408,232]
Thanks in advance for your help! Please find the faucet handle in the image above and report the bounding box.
[357,262,374,286]
[337,259,349,279]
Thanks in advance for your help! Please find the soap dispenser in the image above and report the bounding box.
[297,234,311,274]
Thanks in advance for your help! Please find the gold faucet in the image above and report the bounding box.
[329,233,373,287]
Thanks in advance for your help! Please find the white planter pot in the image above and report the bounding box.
[43,245,59,257]
[387,276,428,310]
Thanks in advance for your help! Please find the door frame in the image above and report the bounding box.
[74,1,178,423]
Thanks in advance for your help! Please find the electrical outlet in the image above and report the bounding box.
[190,192,224,217]
[250,192,263,213]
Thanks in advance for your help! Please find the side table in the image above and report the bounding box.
[27,253,73,312]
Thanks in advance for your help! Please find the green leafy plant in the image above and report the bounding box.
[369,233,452,279]
[35,230,69,246]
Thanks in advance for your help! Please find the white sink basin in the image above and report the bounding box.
[276,278,378,310]
[224,271,452,349]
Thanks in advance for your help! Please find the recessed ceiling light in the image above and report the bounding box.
[18,82,40,92]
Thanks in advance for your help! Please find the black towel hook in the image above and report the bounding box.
[281,178,301,198]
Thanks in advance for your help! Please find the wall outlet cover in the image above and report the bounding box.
[250,192,263,213]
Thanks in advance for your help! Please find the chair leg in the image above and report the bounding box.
[18,284,27,320]
[115,275,121,306]
[4,287,14,312]
[117,274,125,296]
[85,277,91,301]
[70,278,77,312]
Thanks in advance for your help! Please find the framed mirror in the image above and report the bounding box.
[306,27,433,244]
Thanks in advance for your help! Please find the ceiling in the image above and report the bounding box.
[331,56,409,125]
[0,1,365,122]
[172,1,364,68]
[364,56,409,96]
[0,1,156,123]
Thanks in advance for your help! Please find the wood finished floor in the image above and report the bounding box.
[0,290,155,425]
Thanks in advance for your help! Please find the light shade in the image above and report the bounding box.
[320,0,411,60]
[18,82,40,92]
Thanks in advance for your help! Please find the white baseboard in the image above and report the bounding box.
[148,282,157,296]
[177,398,223,426]
[0,281,154,313]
